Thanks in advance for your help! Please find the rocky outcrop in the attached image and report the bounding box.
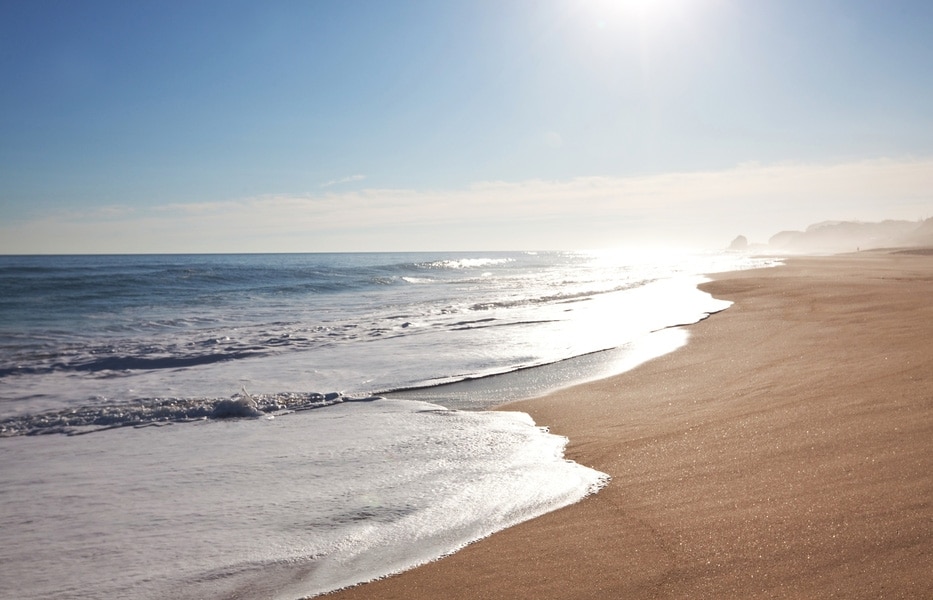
[728,235,749,251]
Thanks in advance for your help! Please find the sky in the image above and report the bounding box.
[1,0,932,253]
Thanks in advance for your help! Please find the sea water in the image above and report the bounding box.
[0,250,774,599]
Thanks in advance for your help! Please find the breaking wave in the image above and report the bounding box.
[0,391,380,437]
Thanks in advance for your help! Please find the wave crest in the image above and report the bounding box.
[0,391,380,437]
[419,258,514,270]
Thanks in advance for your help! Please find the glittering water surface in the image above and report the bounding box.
[0,250,775,598]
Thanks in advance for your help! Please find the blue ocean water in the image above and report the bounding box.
[0,251,772,426]
[0,250,774,598]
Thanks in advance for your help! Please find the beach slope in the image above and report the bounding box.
[326,250,933,599]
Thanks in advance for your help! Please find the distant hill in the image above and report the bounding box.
[765,218,933,253]
[896,217,933,247]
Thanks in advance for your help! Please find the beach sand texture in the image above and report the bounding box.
[326,251,932,599]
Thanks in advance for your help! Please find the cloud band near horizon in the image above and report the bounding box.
[2,157,931,254]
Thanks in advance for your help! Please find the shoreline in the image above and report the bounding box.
[325,249,933,599]
[382,270,739,412]
[382,326,692,410]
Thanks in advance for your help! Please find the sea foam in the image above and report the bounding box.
[0,397,607,600]
[0,250,780,599]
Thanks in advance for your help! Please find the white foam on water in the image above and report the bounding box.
[0,397,607,600]
[0,251,781,599]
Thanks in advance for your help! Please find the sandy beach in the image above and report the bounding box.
[326,250,933,599]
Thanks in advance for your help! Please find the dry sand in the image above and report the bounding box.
[326,250,933,599]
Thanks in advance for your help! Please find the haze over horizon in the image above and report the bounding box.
[2,0,932,254]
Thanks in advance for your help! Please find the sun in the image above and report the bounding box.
[586,0,698,27]
[627,0,681,16]
[579,0,706,51]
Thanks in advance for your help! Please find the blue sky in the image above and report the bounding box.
[1,0,932,252]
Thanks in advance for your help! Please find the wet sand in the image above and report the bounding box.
[326,250,933,599]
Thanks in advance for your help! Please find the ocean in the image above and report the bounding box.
[0,250,773,599]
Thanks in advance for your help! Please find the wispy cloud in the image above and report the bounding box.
[3,158,931,253]
[320,174,367,188]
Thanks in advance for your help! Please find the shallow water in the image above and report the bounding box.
[0,398,607,600]
[0,250,775,598]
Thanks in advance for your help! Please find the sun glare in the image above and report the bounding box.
[585,0,699,32]
[628,0,681,17]
[574,0,710,73]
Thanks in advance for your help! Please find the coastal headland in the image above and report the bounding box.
[326,249,933,599]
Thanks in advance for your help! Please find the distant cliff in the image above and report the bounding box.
[766,218,933,253]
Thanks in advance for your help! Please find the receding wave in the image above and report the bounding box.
[468,281,645,311]
[0,391,381,437]
[451,318,558,331]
